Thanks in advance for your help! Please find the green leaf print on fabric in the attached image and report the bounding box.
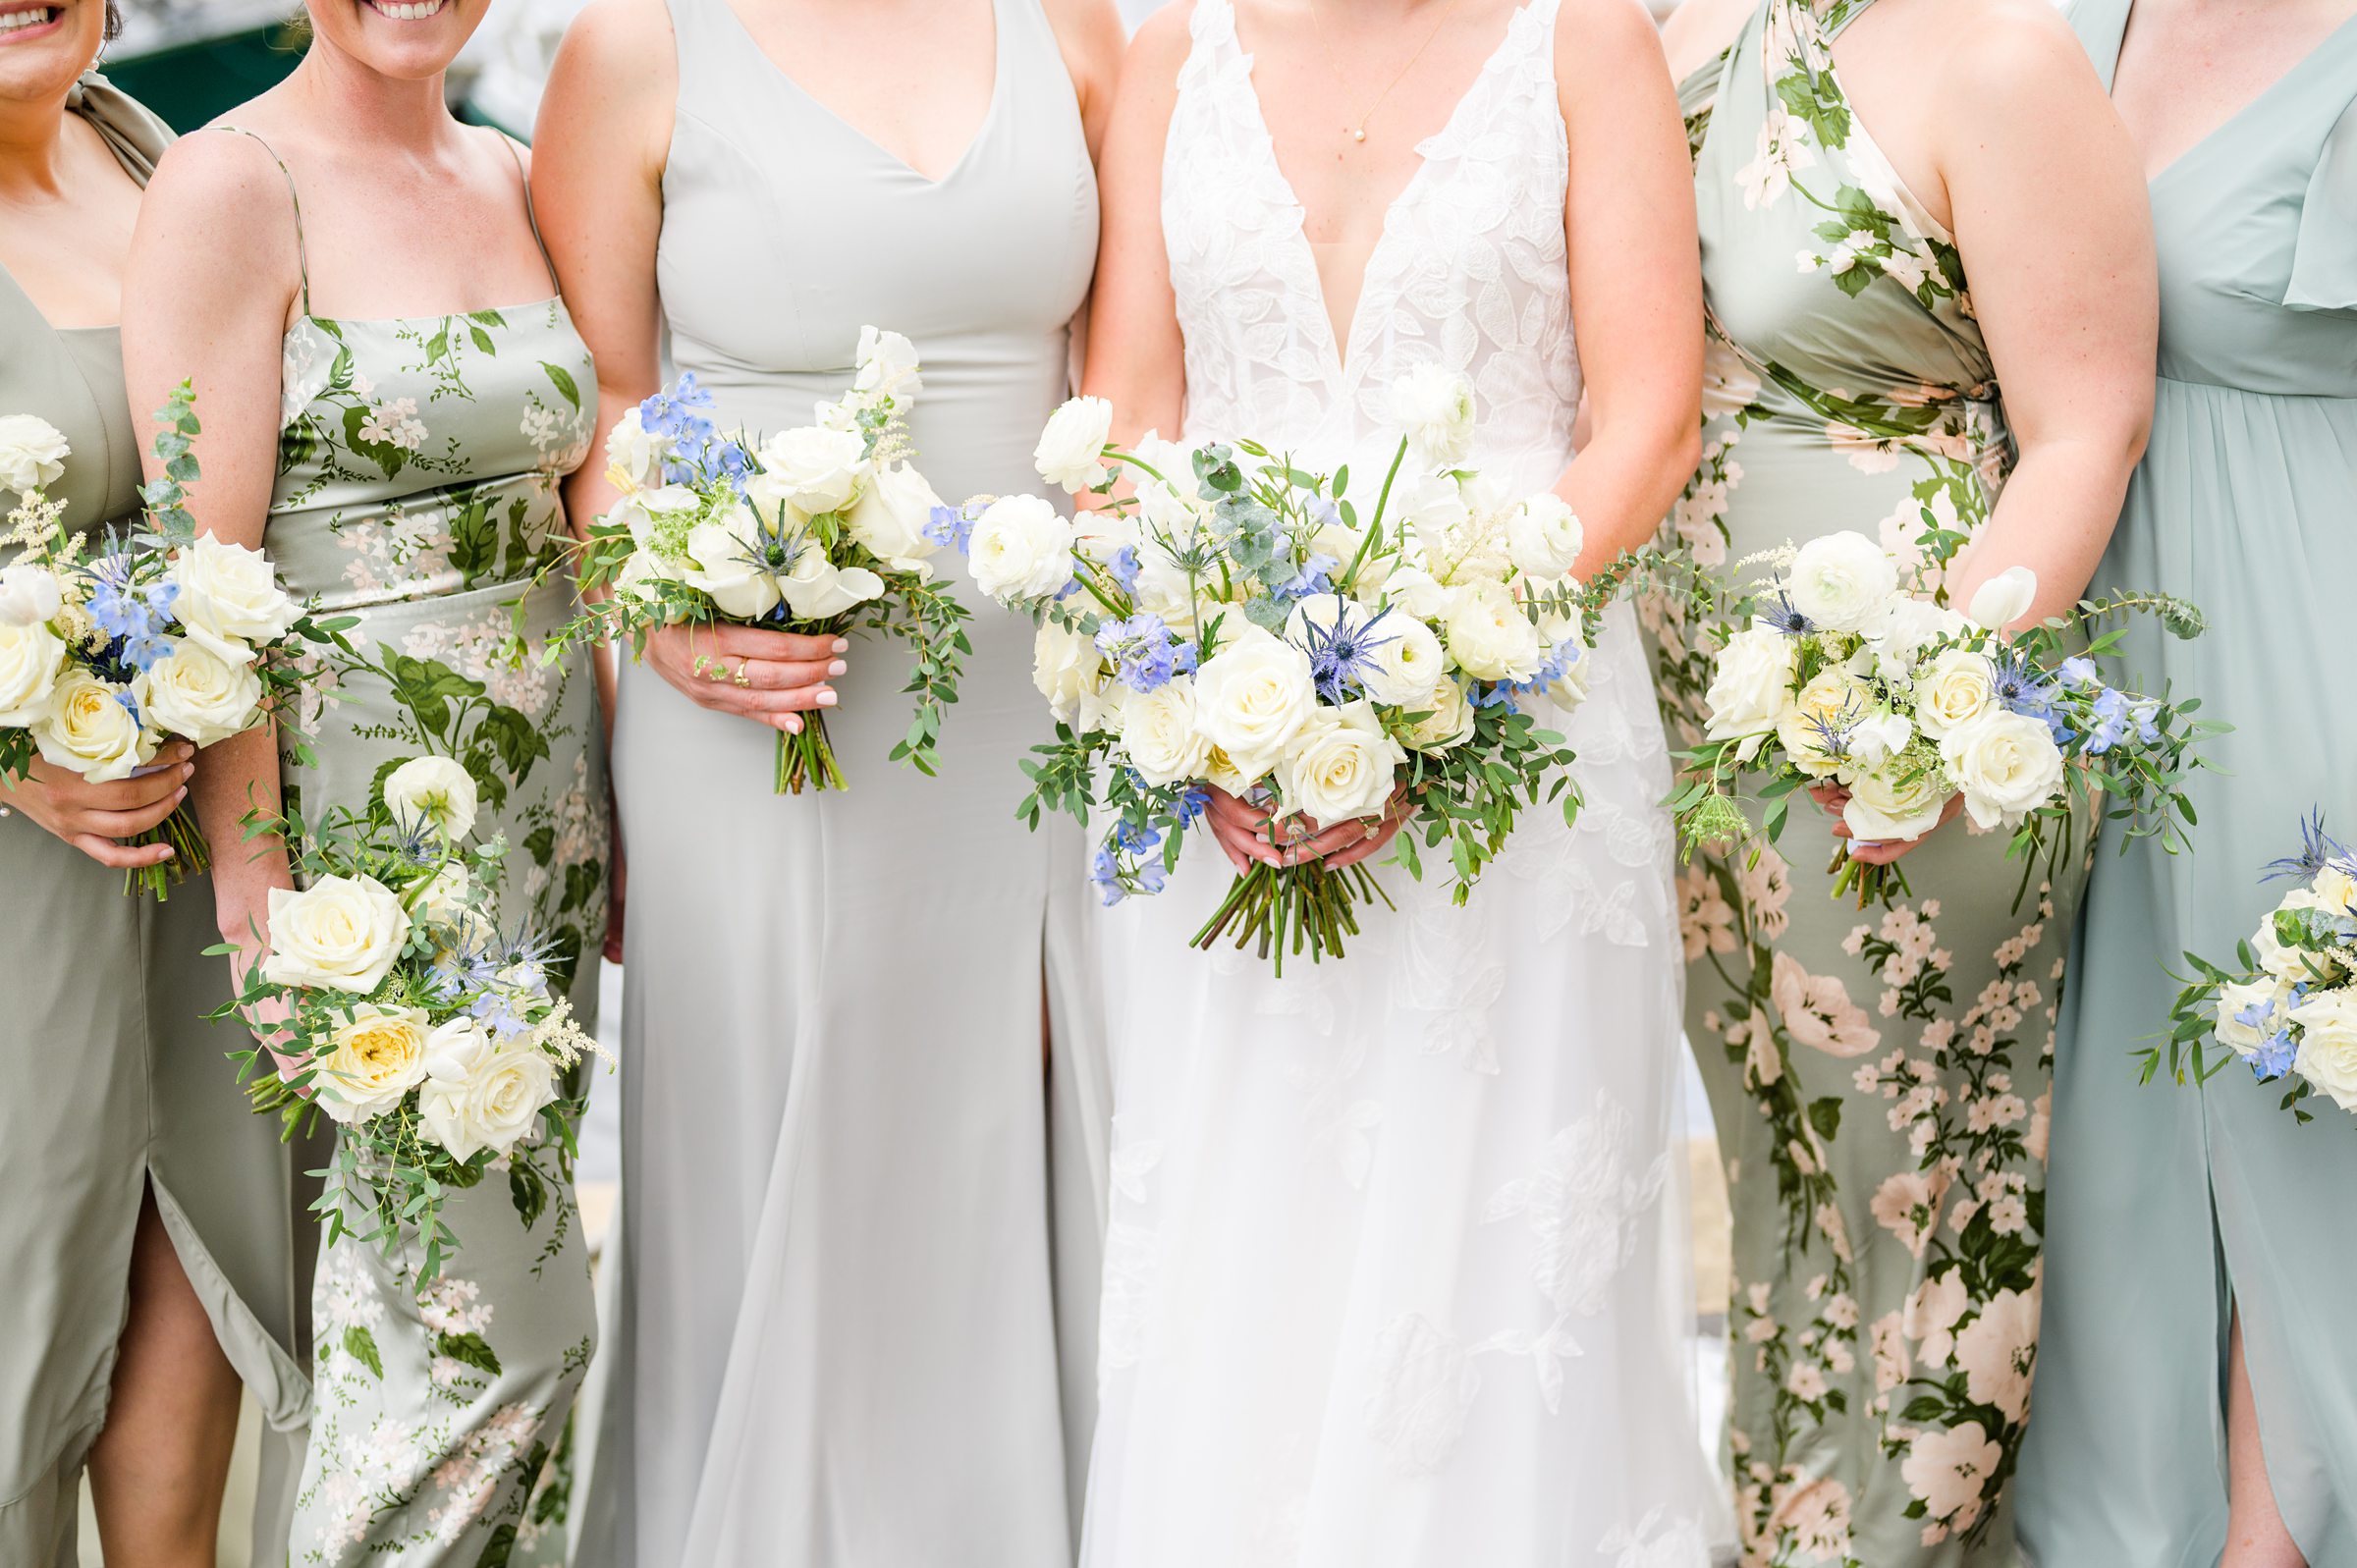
[345,1325,384,1379]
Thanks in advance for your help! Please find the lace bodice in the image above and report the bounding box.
[1163,0,1580,494]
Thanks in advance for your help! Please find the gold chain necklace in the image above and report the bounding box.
[1308,0,1468,144]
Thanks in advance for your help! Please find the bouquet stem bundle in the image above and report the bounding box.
[1191,858,1398,974]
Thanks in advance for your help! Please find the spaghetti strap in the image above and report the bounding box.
[213,124,311,317]
[493,133,562,296]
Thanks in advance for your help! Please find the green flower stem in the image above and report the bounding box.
[125,800,209,900]
[776,714,848,794]
[1189,860,1395,977]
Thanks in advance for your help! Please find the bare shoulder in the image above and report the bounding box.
[553,0,678,96]
[143,121,304,238]
[1041,0,1126,80]
[1659,0,1757,84]
[1124,0,1200,84]
[1555,0,1672,89]
[1920,0,2106,109]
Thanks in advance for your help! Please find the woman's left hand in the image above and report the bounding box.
[1809,782,1966,865]
[1203,784,1412,872]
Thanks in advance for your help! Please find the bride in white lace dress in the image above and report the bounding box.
[1077,1,1722,1562]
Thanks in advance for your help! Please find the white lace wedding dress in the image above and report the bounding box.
[1077,3,1721,1566]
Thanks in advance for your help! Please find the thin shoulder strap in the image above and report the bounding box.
[214,124,311,317]
[493,133,562,296]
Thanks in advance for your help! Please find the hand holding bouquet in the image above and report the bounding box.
[220,757,596,1284]
[2150,813,2357,1124]
[1672,527,2215,907]
[542,327,968,792]
[956,370,1636,976]
[0,386,347,895]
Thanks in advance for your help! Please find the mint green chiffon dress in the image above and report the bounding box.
[2017,8,2357,1566]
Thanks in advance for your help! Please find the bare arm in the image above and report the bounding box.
[1552,0,1705,574]
[1043,0,1127,161]
[1934,9,2156,623]
[1077,5,1192,446]
[120,129,307,948]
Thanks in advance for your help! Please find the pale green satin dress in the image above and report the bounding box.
[0,77,309,1567]
[2017,8,2357,1566]
[221,126,607,1567]
[1655,6,2088,1561]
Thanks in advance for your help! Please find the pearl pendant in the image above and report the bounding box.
[1350,128,1367,142]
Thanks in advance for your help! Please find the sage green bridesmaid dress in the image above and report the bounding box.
[2017,9,2357,1565]
[219,126,607,1567]
[1652,5,2089,1561]
[0,76,308,1567]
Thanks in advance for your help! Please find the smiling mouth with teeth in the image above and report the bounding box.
[362,0,448,19]
[0,6,64,37]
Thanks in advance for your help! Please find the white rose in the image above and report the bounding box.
[2290,991,2357,1111]
[1540,617,1593,712]
[167,534,301,667]
[1913,648,1999,740]
[261,875,411,994]
[1846,711,1915,770]
[603,406,668,491]
[1387,363,1475,466]
[1033,620,1111,730]
[383,754,479,842]
[1841,760,1953,844]
[1120,677,1211,786]
[1034,396,1115,493]
[2312,863,2357,916]
[2254,891,2345,984]
[1362,611,1447,707]
[1505,493,1584,581]
[1192,626,1317,782]
[0,617,66,725]
[1279,700,1404,824]
[969,494,1077,602]
[312,1003,432,1124]
[418,1036,556,1160]
[851,325,923,405]
[1399,673,1476,753]
[1777,669,1869,779]
[1442,580,1545,682]
[845,460,942,572]
[140,638,262,747]
[683,506,787,622]
[756,425,866,514]
[0,562,65,627]
[421,1015,495,1084]
[34,669,153,784]
[780,548,886,621]
[1940,710,2067,831]
[1967,566,2039,630]
[1703,625,1799,751]
[2217,978,2293,1057]
[0,414,70,494]
[1787,531,1899,634]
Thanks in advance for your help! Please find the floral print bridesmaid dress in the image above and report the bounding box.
[1650,6,2086,1563]
[224,128,606,1567]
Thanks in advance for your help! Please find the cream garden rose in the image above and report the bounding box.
[2290,991,2357,1112]
[262,874,411,994]
[383,755,479,843]
[1119,678,1211,787]
[1363,611,1447,707]
[141,638,263,748]
[1442,579,1544,681]
[1913,648,1999,739]
[1777,669,1868,779]
[166,534,301,667]
[1399,673,1476,753]
[314,1002,432,1124]
[1191,627,1316,782]
[1033,620,1110,730]
[1787,531,1898,634]
[683,505,786,622]
[0,618,65,726]
[845,460,942,573]
[0,414,70,494]
[1841,757,1952,843]
[418,1022,556,1160]
[1702,623,1798,754]
[35,668,152,784]
[1279,700,1404,825]
[1034,395,1115,493]
[1940,709,2067,831]
[970,494,1077,602]
[756,425,865,514]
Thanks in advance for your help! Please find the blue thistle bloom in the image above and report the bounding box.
[924,504,976,553]
[1096,614,1199,693]
[1758,592,1814,636]
[1109,545,1142,593]
[2264,809,2347,884]
[1293,603,1397,704]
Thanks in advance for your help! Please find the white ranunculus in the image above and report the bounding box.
[1777,669,1869,779]
[1399,673,1476,753]
[1787,531,1899,634]
[603,406,668,491]
[0,414,70,494]
[1879,596,1968,660]
[1033,620,1111,730]
[34,669,153,783]
[2217,977,2293,1057]
[757,426,867,514]
[1191,626,1317,782]
[969,494,1077,603]
[1703,624,1799,754]
[682,506,786,622]
[2290,991,2357,1111]
[1379,564,1449,622]
[780,549,886,621]
[1940,710,2067,831]
[262,875,411,994]
[313,1003,432,1124]
[411,863,473,930]
[1913,648,1999,739]
[1846,711,1915,770]
[1966,566,2039,630]
[167,535,301,667]
[1505,493,1585,581]
[1130,551,1206,638]
[1034,396,1115,493]
[1280,700,1404,825]
[1442,580,1545,682]
[852,325,923,405]
[418,1034,555,1160]
[1387,363,1476,467]
[1363,611,1447,707]
[0,618,66,725]
[141,638,262,747]
[1841,760,1952,844]
[845,460,941,572]
[383,755,479,842]
[1120,677,1211,786]
[421,1015,495,1084]
[0,562,65,627]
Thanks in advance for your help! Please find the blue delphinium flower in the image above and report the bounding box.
[1114,819,1162,856]
[1269,551,1340,602]
[1090,846,1128,906]
[924,503,976,553]
[2083,687,2132,755]
[1294,603,1397,704]
[1486,637,1585,711]
[2250,1021,2299,1081]
[454,932,558,1039]
[1096,613,1198,694]
[2056,655,2099,690]
[1174,784,1212,830]
[1108,545,1142,593]
[86,544,181,672]
[2133,700,2162,746]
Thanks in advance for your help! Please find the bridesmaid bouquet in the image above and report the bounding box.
[0,385,349,896]
[541,327,969,792]
[220,757,596,1286]
[1672,528,2214,906]
[957,373,1650,976]
[2150,813,2357,1124]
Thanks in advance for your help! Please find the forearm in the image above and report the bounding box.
[1555,406,1701,577]
[1950,429,2142,623]
[194,725,292,944]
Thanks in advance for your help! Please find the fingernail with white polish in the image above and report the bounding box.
[828,660,847,676]
[831,638,849,654]
[817,689,838,707]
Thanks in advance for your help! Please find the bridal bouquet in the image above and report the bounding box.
[1672,528,2214,906]
[2147,813,2357,1124]
[222,757,596,1284]
[544,327,969,792]
[0,385,347,896]
[956,372,1635,976]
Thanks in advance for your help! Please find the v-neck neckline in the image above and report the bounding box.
[2105,0,2357,187]
[716,0,1008,189]
[1222,0,1540,381]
